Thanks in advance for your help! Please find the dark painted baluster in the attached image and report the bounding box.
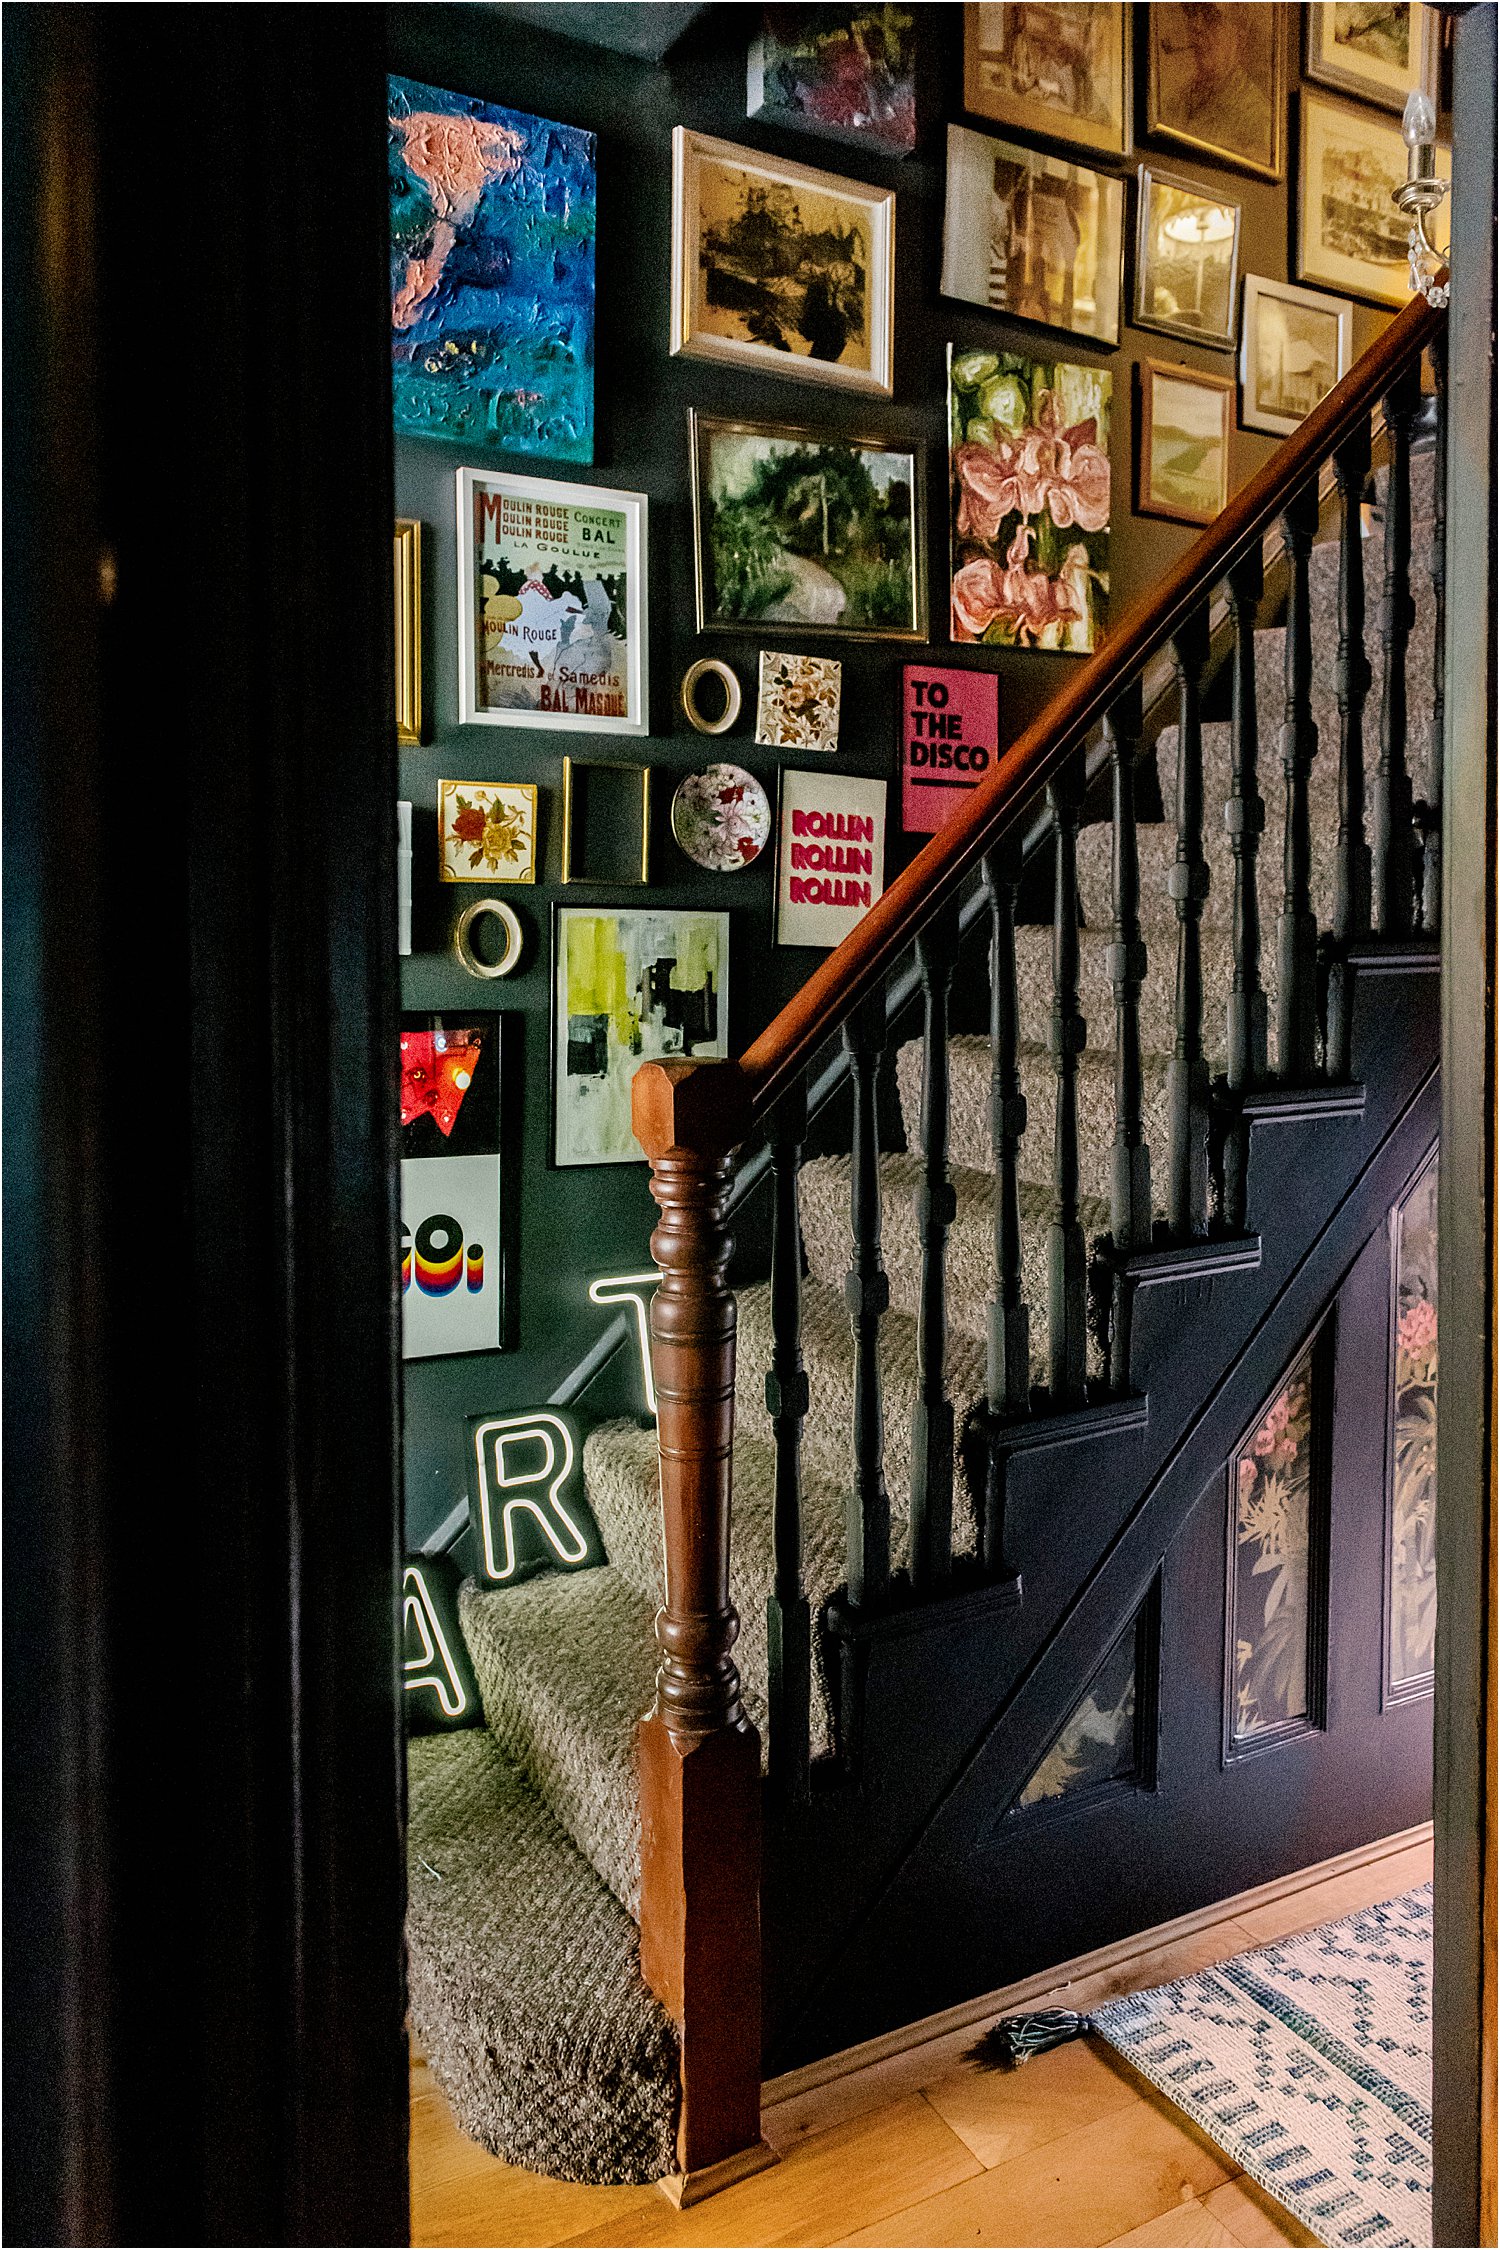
[1373,364,1421,936]
[910,910,958,1595]
[1276,481,1321,1080]
[842,994,889,1607]
[1419,329,1447,933]
[1167,607,1211,1237]
[1326,424,1373,1083]
[1104,684,1149,1392]
[765,1083,810,1801]
[1225,550,1268,1093]
[1047,750,1088,1407]
[979,841,1028,1577]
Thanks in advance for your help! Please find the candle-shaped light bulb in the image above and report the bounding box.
[1402,87,1436,149]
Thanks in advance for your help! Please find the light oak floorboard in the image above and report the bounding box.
[922,2037,1140,2171]
[1201,2177,1323,2248]
[1106,2198,1241,2246]
[561,2094,979,2249]
[835,2091,1235,2247]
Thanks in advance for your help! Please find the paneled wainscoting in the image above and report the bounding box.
[411,1825,1432,2249]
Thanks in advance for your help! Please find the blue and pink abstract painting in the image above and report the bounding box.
[388,76,596,461]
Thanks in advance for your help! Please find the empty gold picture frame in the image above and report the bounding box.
[395,518,423,746]
[560,757,652,885]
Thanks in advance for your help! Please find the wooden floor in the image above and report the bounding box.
[411,1829,1433,2250]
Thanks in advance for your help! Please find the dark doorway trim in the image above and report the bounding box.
[1434,6,1499,2244]
[3,7,408,2241]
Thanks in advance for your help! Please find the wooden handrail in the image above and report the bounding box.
[737,282,1446,1124]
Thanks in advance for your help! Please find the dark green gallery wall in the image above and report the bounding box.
[392,2,1392,1552]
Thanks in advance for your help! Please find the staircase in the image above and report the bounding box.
[406,289,1448,2194]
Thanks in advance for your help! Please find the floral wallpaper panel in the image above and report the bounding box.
[1230,1352,1316,1747]
[1014,1612,1138,1811]
[1390,1150,1438,1691]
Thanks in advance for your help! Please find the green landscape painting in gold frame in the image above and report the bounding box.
[962,3,1129,160]
[1135,359,1232,528]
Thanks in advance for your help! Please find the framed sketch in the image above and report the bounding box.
[389,77,596,461]
[1305,1,1438,113]
[1297,91,1449,308]
[455,468,647,733]
[394,519,423,745]
[775,768,887,948]
[552,907,729,1167]
[963,3,1129,159]
[438,779,538,883]
[1134,167,1242,351]
[942,124,1124,346]
[670,127,894,396]
[400,1012,504,1359]
[949,347,1111,653]
[1135,359,1233,527]
[746,5,917,155]
[1239,274,1352,437]
[1145,3,1285,181]
[690,411,925,641]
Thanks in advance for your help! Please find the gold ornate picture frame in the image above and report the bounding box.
[394,518,423,746]
[1145,2,1286,182]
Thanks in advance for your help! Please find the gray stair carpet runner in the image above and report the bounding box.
[405,460,1437,2184]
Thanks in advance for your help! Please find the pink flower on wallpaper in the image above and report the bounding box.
[1399,1299,1437,1358]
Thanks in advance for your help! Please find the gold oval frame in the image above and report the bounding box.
[679,656,742,737]
[452,896,524,980]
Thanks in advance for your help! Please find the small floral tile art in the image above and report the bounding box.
[756,650,842,752]
[671,763,773,873]
[438,779,538,883]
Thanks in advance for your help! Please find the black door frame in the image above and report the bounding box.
[4,8,408,2242]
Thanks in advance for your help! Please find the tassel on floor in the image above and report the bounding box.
[967,2007,1093,2069]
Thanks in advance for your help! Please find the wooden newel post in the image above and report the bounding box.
[631,1056,774,2204]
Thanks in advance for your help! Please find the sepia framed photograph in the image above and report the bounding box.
[1297,90,1449,307]
[962,3,1130,159]
[670,127,894,396]
[1146,2,1285,181]
[942,123,1124,346]
[394,518,423,746]
[1239,273,1352,436]
[1135,359,1233,527]
[455,467,647,734]
[690,410,925,641]
[1305,1,1438,114]
[1134,167,1242,351]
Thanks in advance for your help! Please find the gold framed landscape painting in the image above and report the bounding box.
[1136,359,1232,527]
[1146,2,1285,181]
[1297,90,1449,308]
[1305,1,1438,113]
[942,123,1124,346]
[670,127,894,396]
[963,3,1129,160]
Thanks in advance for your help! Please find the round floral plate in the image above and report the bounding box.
[671,763,772,873]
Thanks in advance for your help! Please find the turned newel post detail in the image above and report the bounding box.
[632,1056,771,2192]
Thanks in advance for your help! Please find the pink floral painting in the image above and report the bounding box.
[1230,1358,1316,1745]
[949,348,1110,654]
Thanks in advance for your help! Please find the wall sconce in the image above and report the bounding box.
[1394,89,1450,309]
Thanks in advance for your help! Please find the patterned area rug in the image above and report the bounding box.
[1092,1888,1432,2247]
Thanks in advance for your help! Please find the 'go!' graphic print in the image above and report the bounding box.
[401,1153,502,1358]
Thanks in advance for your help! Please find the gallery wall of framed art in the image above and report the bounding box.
[388,0,1442,1552]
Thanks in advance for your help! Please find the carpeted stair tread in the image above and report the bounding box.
[405,1729,678,2187]
[798,1149,1108,1373]
[734,1274,987,1532]
[581,1418,841,1757]
[1015,919,1251,1075]
[894,1035,1170,1215]
[460,1565,657,1917]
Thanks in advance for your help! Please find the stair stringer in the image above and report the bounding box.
[761,949,1437,2070]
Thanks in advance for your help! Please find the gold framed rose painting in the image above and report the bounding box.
[948,348,1111,655]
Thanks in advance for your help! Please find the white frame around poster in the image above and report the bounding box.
[455,467,648,734]
[1238,274,1352,438]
